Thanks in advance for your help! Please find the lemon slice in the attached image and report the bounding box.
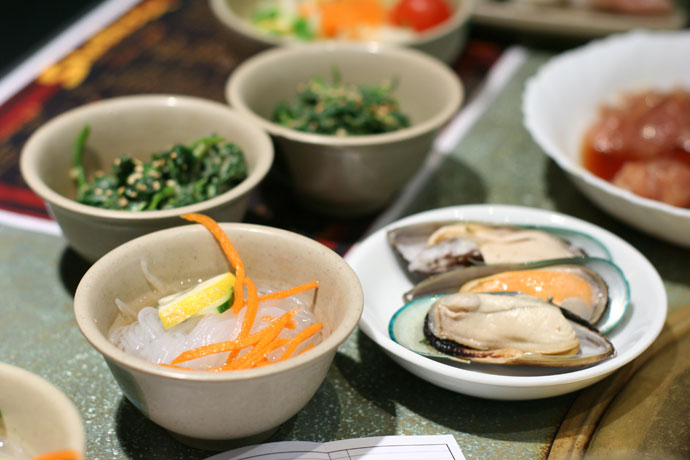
[158,272,235,329]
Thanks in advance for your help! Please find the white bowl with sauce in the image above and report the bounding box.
[523,30,690,247]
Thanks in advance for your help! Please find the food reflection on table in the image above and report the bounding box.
[582,88,690,208]
[249,0,453,42]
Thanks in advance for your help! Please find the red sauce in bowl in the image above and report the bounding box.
[582,89,690,208]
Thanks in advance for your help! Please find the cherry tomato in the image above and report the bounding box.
[390,0,452,32]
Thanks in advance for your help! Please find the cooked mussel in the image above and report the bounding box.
[389,292,616,367]
[387,221,610,280]
[403,257,629,334]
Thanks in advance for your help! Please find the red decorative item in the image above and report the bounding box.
[390,0,452,32]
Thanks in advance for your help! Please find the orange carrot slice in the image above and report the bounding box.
[159,363,194,370]
[258,280,319,303]
[173,308,298,365]
[32,450,82,460]
[240,277,259,338]
[320,0,387,38]
[182,213,246,314]
[278,323,323,362]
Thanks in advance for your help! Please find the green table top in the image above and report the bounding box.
[2,51,689,460]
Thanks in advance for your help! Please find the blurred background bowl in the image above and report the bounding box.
[226,42,464,216]
[73,222,363,449]
[208,0,475,64]
[20,95,274,262]
[0,362,85,458]
[523,30,690,248]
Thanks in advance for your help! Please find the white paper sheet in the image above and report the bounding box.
[205,435,466,460]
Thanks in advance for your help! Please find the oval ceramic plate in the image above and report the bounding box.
[345,205,666,400]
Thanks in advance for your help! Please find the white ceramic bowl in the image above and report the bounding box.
[0,362,85,458]
[226,42,463,216]
[523,30,690,248]
[20,95,274,262]
[209,0,475,64]
[345,205,666,400]
[74,222,363,449]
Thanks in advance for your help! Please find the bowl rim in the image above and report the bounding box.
[226,41,464,146]
[73,222,364,382]
[208,0,476,48]
[0,362,86,451]
[522,30,690,220]
[19,94,274,222]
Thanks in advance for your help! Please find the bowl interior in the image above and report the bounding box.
[228,45,461,134]
[23,96,271,203]
[0,363,85,457]
[76,222,363,376]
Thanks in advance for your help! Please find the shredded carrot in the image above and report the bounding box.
[172,334,258,365]
[320,0,386,38]
[182,213,246,314]
[240,277,259,338]
[32,450,82,460]
[226,336,281,370]
[173,214,322,371]
[159,363,194,370]
[258,280,319,303]
[278,323,323,362]
[261,315,297,330]
[174,309,298,365]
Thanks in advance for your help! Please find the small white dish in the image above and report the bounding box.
[523,30,690,248]
[345,205,666,400]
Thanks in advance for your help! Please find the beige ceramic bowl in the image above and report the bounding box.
[73,222,363,449]
[226,43,464,216]
[0,362,85,458]
[20,95,274,262]
[209,0,475,64]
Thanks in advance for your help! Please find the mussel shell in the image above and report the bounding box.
[387,221,611,280]
[403,256,629,334]
[389,293,616,368]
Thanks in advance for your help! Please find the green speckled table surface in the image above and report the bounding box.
[2,50,690,460]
